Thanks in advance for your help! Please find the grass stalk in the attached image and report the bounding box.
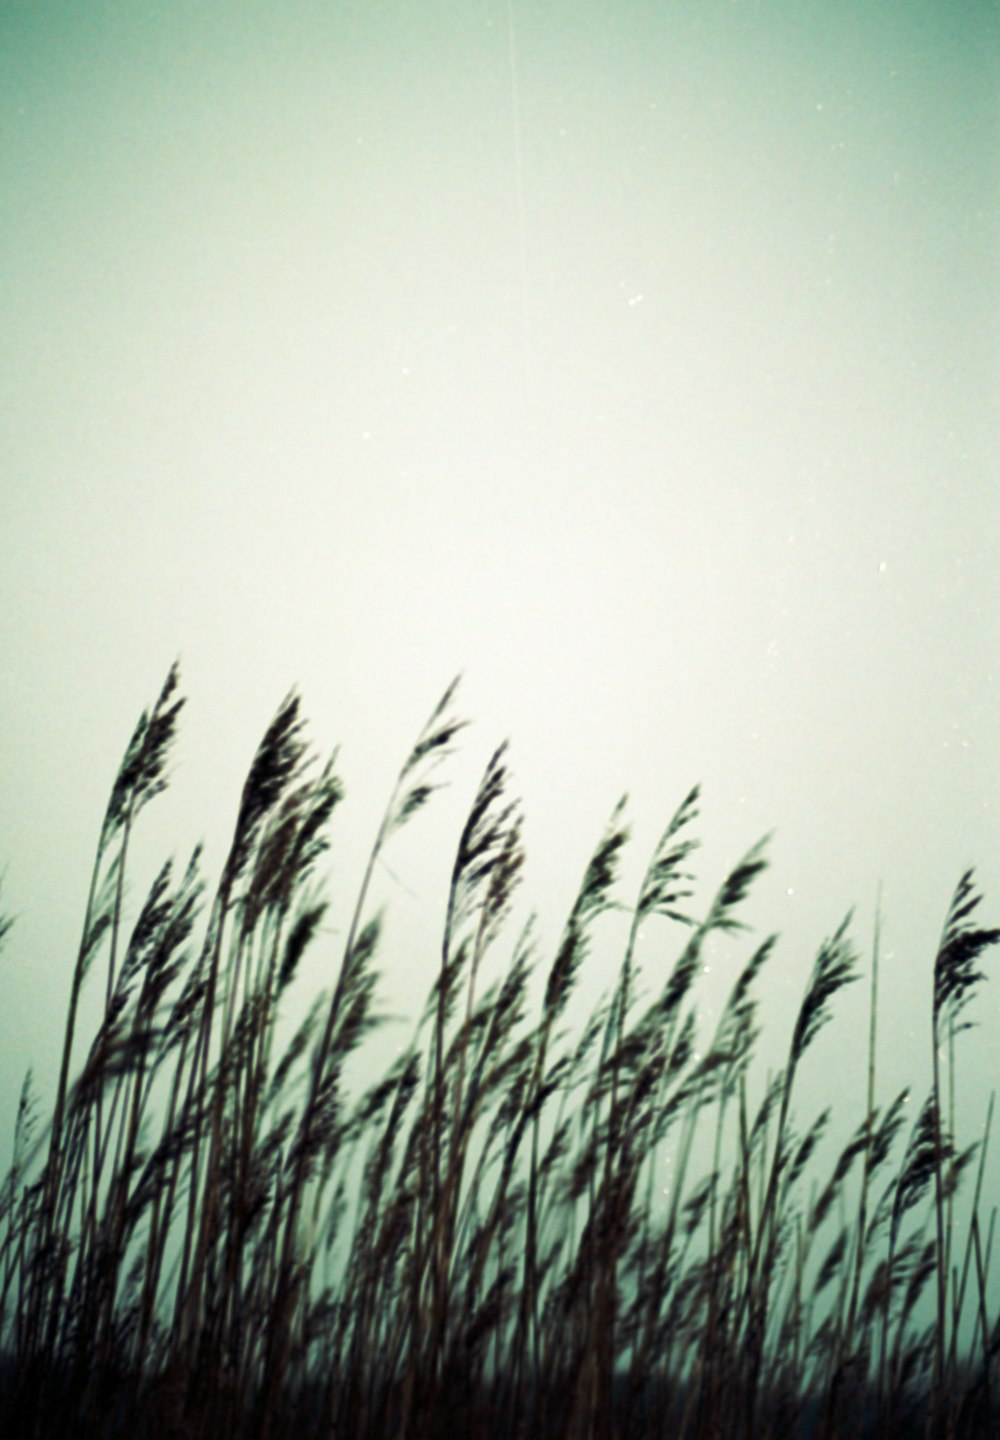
[1,672,998,1440]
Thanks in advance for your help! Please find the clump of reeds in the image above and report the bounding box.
[1,667,998,1440]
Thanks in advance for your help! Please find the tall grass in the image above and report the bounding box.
[1,667,998,1439]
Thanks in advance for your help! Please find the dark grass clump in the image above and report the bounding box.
[1,669,998,1440]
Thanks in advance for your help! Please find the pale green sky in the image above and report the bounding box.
[1,0,998,1185]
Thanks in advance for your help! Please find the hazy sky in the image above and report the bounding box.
[1,0,998,1178]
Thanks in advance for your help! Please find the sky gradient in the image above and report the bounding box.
[1,1,998,1183]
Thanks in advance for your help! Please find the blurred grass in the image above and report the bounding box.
[1,666,998,1439]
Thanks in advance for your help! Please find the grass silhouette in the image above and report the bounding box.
[1,666,998,1439]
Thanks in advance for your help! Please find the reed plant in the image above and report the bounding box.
[1,667,998,1439]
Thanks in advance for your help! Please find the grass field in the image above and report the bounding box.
[2,666,998,1439]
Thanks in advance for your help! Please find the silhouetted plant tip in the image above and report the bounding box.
[101,662,185,847]
[934,869,1000,1031]
[2,666,998,1440]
